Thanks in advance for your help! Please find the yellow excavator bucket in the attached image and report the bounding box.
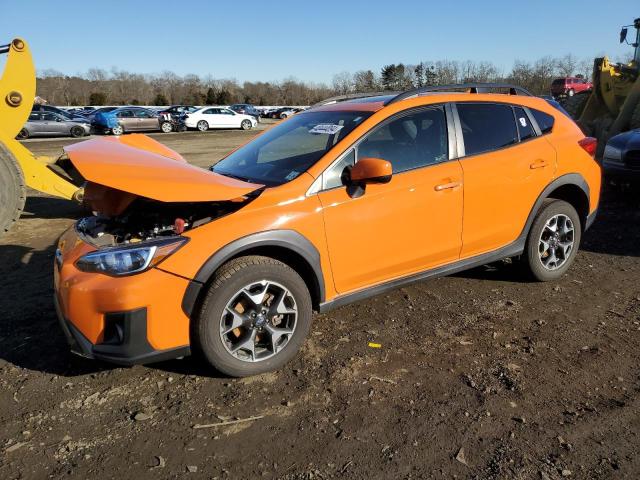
[0,38,80,234]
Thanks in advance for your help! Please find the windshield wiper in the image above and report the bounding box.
[214,170,254,183]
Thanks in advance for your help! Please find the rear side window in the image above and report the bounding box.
[457,103,518,156]
[531,109,555,134]
[514,107,535,141]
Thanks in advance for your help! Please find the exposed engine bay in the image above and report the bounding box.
[77,184,259,247]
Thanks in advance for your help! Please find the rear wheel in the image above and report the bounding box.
[160,121,173,133]
[16,128,29,140]
[197,120,209,132]
[70,126,85,138]
[111,124,124,135]
[0,143,26,235]
[194,256,312,377]
[521,200,581,282]
[240,119,252,130]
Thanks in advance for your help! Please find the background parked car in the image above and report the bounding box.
[157,105,199,121]
[31,104,89,122]
[269,107,294,119]
[551,77,592,98]
[184,107,257,131]
[603,129,640,184]
[229,103,261,122]
[17,112,91,139]
[93,106,174,135]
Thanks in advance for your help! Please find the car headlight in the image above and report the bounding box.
[603,144,622,160]
[76,237,187,276]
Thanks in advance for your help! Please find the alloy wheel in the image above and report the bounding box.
[219,280,297,362]
[538,213,574,270]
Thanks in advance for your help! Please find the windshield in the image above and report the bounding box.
[212,110,372,186]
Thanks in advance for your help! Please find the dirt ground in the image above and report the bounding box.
[1,127,639,479]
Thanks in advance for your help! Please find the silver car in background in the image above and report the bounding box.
[17,112,92,139]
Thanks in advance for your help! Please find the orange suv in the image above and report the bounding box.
[54,84,601,376]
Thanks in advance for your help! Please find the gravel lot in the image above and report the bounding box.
[1,127,639,479]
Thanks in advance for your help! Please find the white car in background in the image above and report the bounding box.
[184,107,257,131]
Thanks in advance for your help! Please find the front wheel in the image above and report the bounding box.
[197,120,209,132]
[16,128,29,139]
[160,121,173,133]
[521,199,581,282]
[194,256,312,377]
[70,126,85,138]
[240,119,252,130]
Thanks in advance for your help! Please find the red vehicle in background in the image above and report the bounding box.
[551,77,592,98]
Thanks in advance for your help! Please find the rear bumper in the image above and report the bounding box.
[54,295,190,366]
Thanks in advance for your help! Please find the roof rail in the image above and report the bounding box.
[385,83,532,105]
[311,91,397,108]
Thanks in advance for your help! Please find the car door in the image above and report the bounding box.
[454,103,556,258]
[116,109,136,130]
[220,108,240,127]
[317,105,464,294]
[27,113,44,135]
[201,108,223,128]
[135,109,159,130]
[39,112,61,135]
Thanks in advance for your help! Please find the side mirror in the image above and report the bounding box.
[56,117,63,122]
[620,27,628,44]
[350,157,392,184]
[344,157,392,198]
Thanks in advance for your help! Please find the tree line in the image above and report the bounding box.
[36,54,595,107]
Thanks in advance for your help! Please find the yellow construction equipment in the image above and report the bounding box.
[0,38,82,235]
[564,18,640,157]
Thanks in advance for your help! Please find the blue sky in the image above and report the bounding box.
[1,0,637,83]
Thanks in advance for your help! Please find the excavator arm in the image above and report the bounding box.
[0,38,81,234]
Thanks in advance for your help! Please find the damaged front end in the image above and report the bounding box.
[54,133,264,252]
[77,182,259,248]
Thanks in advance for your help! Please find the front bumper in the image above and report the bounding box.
[54,296,190,366]
[602,160,640,182]
[54,226,193,366]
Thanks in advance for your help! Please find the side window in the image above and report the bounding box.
[457,103,518,156]
[514,107,535,141]
[42,113,57,121]
[203,108,216,114]
[357,106,448,174]
[222,109,235,115]
[323,149,355,190]
[135,109,152,118]
[117,110,134,118]
[530,109,555,134]
[29,113,40,121]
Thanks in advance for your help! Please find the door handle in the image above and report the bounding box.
[434,181,461,191]
[530,159,548,169]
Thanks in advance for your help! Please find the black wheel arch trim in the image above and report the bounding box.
[181,229,326,318]
[519,172,591,237]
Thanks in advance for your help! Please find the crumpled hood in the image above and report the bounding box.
[63,134,263,202]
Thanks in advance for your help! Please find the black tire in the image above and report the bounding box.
[630,101,640,130]
[521,199,581,282]
[16,128,29,140]
[160,121,173,133]
[0,142,26,235]
[194,255,312,377]
[197,120,209,132]
[70,126,85,138]
[240,119,252,130]
[561,92,589,121]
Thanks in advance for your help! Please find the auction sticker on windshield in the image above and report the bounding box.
[309,124,344,135]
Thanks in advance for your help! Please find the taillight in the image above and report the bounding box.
[578,137,597,157]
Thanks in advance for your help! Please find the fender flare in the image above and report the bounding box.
[181,229,326,317]
[519,173,591,240]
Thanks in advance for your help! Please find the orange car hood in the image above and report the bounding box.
[64,134,262,202]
